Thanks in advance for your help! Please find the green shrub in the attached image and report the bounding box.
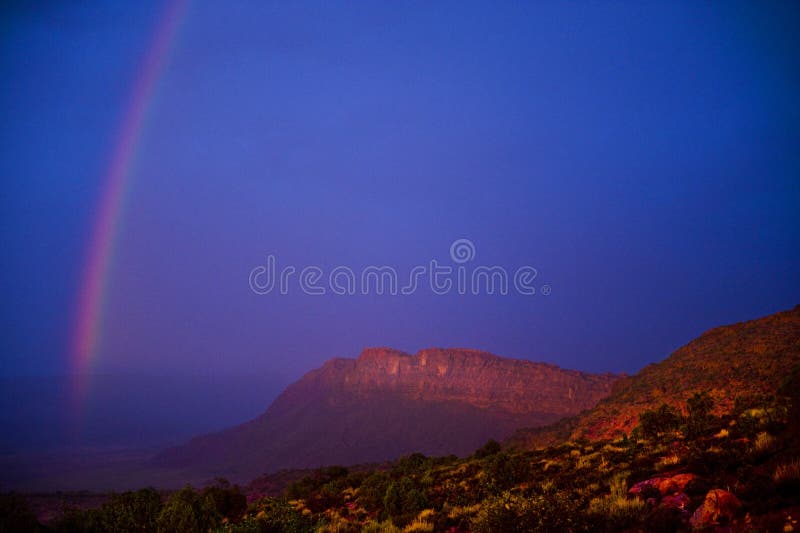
[472,485,587,533]
[474,439,502,458]
[102,488,162,532]
[383,478,428,523]
[156,486,217,533]
[50,489,162,533]
[686,391,714,438]
[202,479,247,523]
[391,453,431,476]
[286,466,349,501]
[638,404,682,439]
[52,507,105,533]
[250,497,315,533]
[357,471,391,512]
[485,451,530,492]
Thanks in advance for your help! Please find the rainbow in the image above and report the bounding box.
[71,0,187,401]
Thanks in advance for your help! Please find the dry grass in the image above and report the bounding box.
[575,454,591,470]
[587,473,646,525]
[542,459,559,471]
[402,509,435,532]
[316,511,359,533]
[656,453,682,470]
[774,459,800,484]
[362,521,402,533]
[752,432,777,455]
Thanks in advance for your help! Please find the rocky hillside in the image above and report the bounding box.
[508,305,800,448]
[155,348,618,479]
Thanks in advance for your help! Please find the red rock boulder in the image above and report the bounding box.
[658,473,697,495]
[629,473,698,498]
[689,489,741,529]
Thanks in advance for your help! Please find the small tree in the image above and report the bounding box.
[686,391,714,438]
[383,482,402,518]
[383,478,427,523]
[398,477,427,515]
[485,451,529,492]
[638,403,682,439]
[156,486,216,533]
[202,479,246,523]
[472,486,586,533]
[250,497,315,533]
[102,488,162,531]
[474,439,502,458]
[358,471,391,511]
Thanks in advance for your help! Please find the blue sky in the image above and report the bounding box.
[1,1,799,381]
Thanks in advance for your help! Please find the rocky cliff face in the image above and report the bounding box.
[156,348,618,480]
[281,347,616,415]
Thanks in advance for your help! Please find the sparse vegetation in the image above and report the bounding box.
[13,381,796,532]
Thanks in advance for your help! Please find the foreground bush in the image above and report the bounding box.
[471,484,587,533]
[586,473,646,532]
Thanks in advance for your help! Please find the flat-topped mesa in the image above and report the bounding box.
[356,346,525,373]
[357,347,410,361]
[358,346,501,362]
[333,347,619,414]
[157,346,620,476]
[354,347,493,379]
[355,346,570,378]
[417,347,504,365]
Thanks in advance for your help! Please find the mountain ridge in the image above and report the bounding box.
[155,347,619,479]
[507,305,800,448]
